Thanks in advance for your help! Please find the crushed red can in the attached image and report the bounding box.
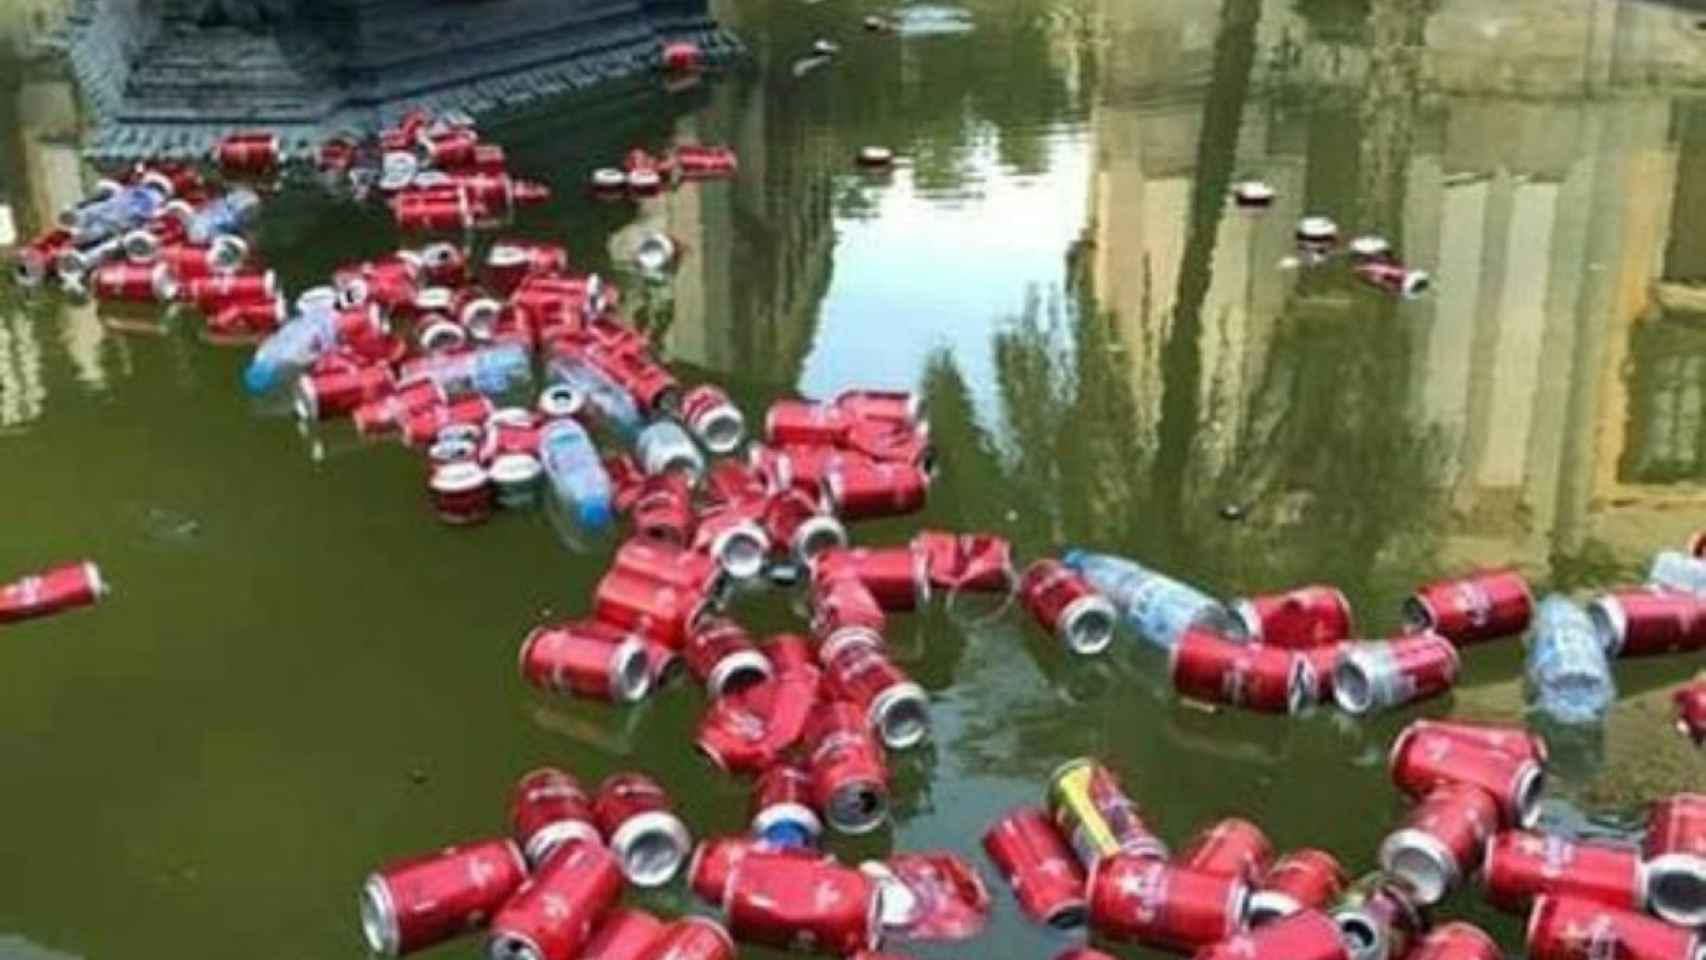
[1230,585,1352,648]
[1403,568,1533,645]
[1194,909,1349,960]
[517,620,652,704]
[1019,559,1118,655]
[1173,628,1315,714]
[1377,781,1499,905]
[355,380,446,435]
[0,561,107,624]
[1333,632,1460,715]
[1330,873,1426,960]
[981,807,1089,929]
[1643,793,1706,928]
[360,838,528,957]
[766,400,851,446]
[580,908,665,960]
[810,574,888,661]
[763,488,849,563]
[591,772,692,887]
[1482,830,1646,914]
[1410,922,1502,960]
[1087,853,1249,953]
[688,836,830,906]
[862,851,990,941]
[486,840,624,960]
[1525,895,1703,960]
[724,850,885,955]
[509,767,603,866]
[1248,848,1346,924]
[1390,721,1545,828]
[403,396,496,447]
[1179,817,1275,885]
[913,530,1015,593]
[627,472,695,547]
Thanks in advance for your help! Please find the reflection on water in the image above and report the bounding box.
[0,0,1704,956]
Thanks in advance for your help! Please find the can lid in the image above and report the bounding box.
[489,453,543,486]
[712,521,770,581]
[870,681,930,750]
[1378,827,1459,906]
[611,809,692,887]
[1585,595,1627,656]
[430,460,489,494]
[609,638,654,704]
[792,514,848,565]
[359,875,400,957]
[707,648,773,700]
[1332,647,1380,715]
[692,403,746,455]
[1059,594,1117,656]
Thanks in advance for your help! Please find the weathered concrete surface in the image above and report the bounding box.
[65,0,741,160]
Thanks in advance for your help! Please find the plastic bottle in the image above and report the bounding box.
[242,300,341,394]
[1524,595,1615,725]
[1061,549,1237,651]
[539,418,614,531]
[404,343,531,399]
[1649,551,1706,596]
[547,355,643,440]
[62,184,169,243]
[177,188,261,244]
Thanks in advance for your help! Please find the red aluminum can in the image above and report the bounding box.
[681,384,746,454]
[763,488,848,563]
[1172,628,1314,714]
[767,634,817,674]
[824,643,930,750]
[688,836,830,905]
[1410,922,1502,960]
[841,420,933,470]
[661,41,704,72]
[810,574,888,661]
[1588,588,1706,658]
[824,461,929,521]
[1377,782,1499,905]
[1019,559,1118,656]
[518,620,651,704]
[394,194,488,233]
[1678,680,1706,747]
[592,566,709,650]
[294,365,394,421]
[1330,873,1425,960]
[1482,830,1646,914]
[214,132,281,175]
[835,389,921,427]
[1231,585,1353,648]
[637,918,736,960]
[1179,817,1275,885]
[758,663,826,759]
[1644,793,1706,928]
[592,772,692,888]
[355,380,446,435]
[179,270,276,310]
[426,460,493,525]
[416,242,467,287]
[156,240,246,280]
[0,561,107,624]
[480,408,543,461]
[675,145,738,178]
[487,840,624,960]
[11,229,72,287]
[913,530,1015,593]
[1248,849,1346,924]
[1390,723,1545,828]
[1195,909,1349,960]
[1333,633,1461,715]
[981,807,1089,929]
[695,685,778,775]
[766,399,851,446]
[631,472,696,547]
[486,241,569,294]
[1046,757,1169,868]
[1525,895,1703,960]
[704,459,770,509]
[509,767,602,866]
[1396,719,1549,767]
[360,838,528,957]
[751,762,823,841]
[685,617,774,698]
[404,396,497,447]
[725,850,884,955]
[91,261,178,303]
[805,701,889,835]
[581,909,665,960]
[1403,568,1533,645]
[205,298,285,341]
[1088,853,1249,953]
[815,547,930,611]
[612,539,723,596]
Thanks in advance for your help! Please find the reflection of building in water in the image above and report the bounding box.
[1086,0,1706,578]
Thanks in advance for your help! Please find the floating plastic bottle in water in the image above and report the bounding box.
[548,355,643,440]
[177,188,261,244]
[1525,595,1615,725]
[242,300,343,394]
[1648,551,1706,596]
[1060,549,1237,651]
[403,343,531,399]
[61,183,169,242]
[539,418,615,532]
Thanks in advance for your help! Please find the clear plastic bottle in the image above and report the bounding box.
[403,343,531,400]
[242,300,341,394]
[1060,549,1237,651]
[539,418,614,532]
[177,188,261,244]
[62,184,169,243]
[547,355,643,441]
[1648,551,1706,596]
[1524,595,1615,725]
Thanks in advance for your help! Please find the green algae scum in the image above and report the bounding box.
[2,0,1706,957]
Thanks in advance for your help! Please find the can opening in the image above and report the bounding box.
[359,876,398,956]
[613,642,654,703]
[717,528,769,581]
[1400,596,1434,633]
[1646,854,1706,928]
[1584,599,1623,656]
[793,516,849,563]
[697,408,746,454]
[621,822,689,887]
[1513,764,1545,829]
[488,933,540,960]
[875,685,930,749]
[1045,902,1088,931]
[830,782,888,835]
[1335,911,1383,960]
[1384,838,1451,906]
[1244,891,1299,927]
[1062,597,1117,656]
[1333,656,1377,715]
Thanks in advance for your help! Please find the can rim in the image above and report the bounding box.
[1585,595,1627,657]
[1378,827,1459,906]
[359,874,399,957]
[1059,594,1117,656]
[869,681,930,750]
[609,638,654,703]
[611,810,692,887]
[706,648,773,700]
[1645,852,1706,926]
[522,819,603,867]
[1244,889,1301,926]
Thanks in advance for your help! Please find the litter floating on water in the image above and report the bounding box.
[1231,180,1275,208]
[0,561,107,625]
[857,146,898,169]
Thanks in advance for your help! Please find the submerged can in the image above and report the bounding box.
[1403,569,1534,645]
[591,772,693,888]
[360,838,528,957]
[1333,633,1460,715]
[1231,585,1353,648]
[486,841,624,960]
[1525,895,1703,960]
[1047,757,1168,869]
[981,807,1089,929]
[1248,848,1347,925]
[427,460,493,525]
[1019,560,1118,655]
[1482,830,1646,914]
[1644,793,1706,928]
[1087,853,1249,953]
[1377,782,1499,905]
[0,561,107,624]
[1390,723,1544,829]
[509,767,603,867]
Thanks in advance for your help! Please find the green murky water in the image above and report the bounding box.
[1,0,1705,957]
